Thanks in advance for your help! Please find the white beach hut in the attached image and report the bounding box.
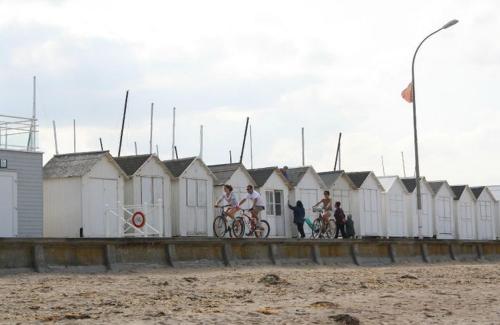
[487,185,500,239]
[378,176,409,238]
[285,166,327,237]
[451,185,476,240]
[43,151,126,238]
[345,171,384,238]
[428,181,456,239]
[248,167,292,237]
[208,163,256,206]
[163,157,216,237]
[318,170,356,217]
[114,154,174,237]
[400,177,434,238]
[471,186,496,240]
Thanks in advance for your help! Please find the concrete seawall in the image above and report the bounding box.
[0,238,499,272]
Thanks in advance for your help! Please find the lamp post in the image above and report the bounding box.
[412,19,458,239]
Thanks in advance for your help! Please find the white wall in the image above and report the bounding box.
[43,177,82,237]
[454,190,476,240]
[259,170,291,237]
[407,182,434,237]
[381,181,407,237]
[351,174,382,237]
[476,190,496,240]
[81,158,124,237]
[433,184,455,239]
[329,175,353,216]
[176,159,214,236]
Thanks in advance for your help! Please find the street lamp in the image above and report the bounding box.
[411,19,458,239]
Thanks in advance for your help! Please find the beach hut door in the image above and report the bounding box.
[186,178,208,235]
[0,171,17,237]
[436,197,452,235]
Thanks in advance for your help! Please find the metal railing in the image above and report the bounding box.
[0,114,38,151]
[105,200,163,237]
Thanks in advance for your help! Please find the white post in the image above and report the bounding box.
[250,124,253,169]
[73,119,76,153]
[381,156,386,176]
[301,127,305,166]
[172,107,176,159]
[52,120,59,155]
[150,103,154,154]
[401,151,407,177]
[156,144,159,156]
[32,75,37,151]
[199,125,203,159]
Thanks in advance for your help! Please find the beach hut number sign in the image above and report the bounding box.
[132,211,146,228]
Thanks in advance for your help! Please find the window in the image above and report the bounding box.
[265,190,284,216]
[186,179,208,207]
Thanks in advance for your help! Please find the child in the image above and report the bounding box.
[345,214,355,239]
[288,200,305,238]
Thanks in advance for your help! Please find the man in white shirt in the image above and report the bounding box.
[239,185,265,222]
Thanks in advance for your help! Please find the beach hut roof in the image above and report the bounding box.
[43,151,125,179]
[208,163,256,186]
[248,167,292,189]
[114,154,174,177]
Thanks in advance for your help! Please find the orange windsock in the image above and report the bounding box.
[401,82,413,103]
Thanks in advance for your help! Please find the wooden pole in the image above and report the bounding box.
[150,103,154,154]
[118,90,129,157]
[301,127,305,166]
[99,138,104,151]
[334,132,342,171]
[52,120,59,154]
[239,117,249,164]
[73,119,76,153]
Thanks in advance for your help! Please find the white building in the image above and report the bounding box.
[208,163,256,207]
[471,186,497,240]
[451,185,477,240]
[248,167,292,237]
[345,171,384,237]
[318,170,355,217]
[114,154,174,237]
[401,177,434,238]
[428,181,456,239]
[378,176,409,238]
[285,166,327,237]
[163,157,216,237]
[43,151,126,237]
[487,185,500,239]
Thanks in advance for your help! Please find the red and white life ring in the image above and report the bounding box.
[131,211,146,228]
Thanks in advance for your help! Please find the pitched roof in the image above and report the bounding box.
[113,154,151,176]
[163,157,196,177]
[318,171,344,188]
[248,167,276,187]
[345,171,371,189]
[470,186,485,199]
[401,178,417,193]
[487,186,500,201]
[208,163,242,185]
[378,176,398,192]
[286,167,309,186]
[428,181,446,195]
[44,151,111,178]
[450,185,467,200]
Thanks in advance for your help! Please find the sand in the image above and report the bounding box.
[1,263,499,324]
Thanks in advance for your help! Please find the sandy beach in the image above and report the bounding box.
[1,263,499,324]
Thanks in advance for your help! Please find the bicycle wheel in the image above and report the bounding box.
[213,215,227,238]
[232,217,245,238]
[311,219,322,239]
[254,220,270,238]
[326,220,336,239]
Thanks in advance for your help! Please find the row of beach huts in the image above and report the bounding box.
[1,148,500,240]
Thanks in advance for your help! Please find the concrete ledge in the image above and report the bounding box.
[0,238,499,272]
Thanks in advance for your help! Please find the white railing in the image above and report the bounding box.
[0,114,38,151]
[105,200,163,237]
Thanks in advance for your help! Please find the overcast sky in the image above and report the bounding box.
[0,0,499,185]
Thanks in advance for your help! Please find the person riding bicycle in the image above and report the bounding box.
[313,191,333,223]
[239,185,265,224]
[214,184,240,218]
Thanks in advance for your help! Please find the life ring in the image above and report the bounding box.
[132,211,146,228]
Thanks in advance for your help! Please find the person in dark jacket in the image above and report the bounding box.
[288,200,305,238]
[333,201,347,239]
[345,214,355,238]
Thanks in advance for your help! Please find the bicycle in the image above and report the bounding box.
[311,206,336,239]
[213,205,245,238]
[237,208,270,238]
